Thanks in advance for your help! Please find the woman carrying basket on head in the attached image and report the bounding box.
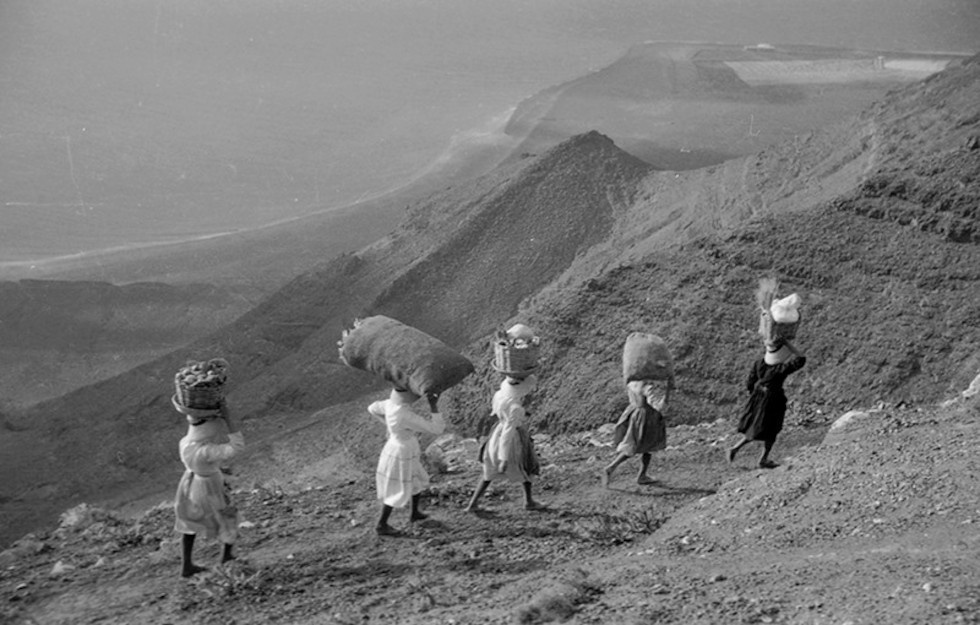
[465,374,544,512]
[466,324,544,513]
[172,396,244,578]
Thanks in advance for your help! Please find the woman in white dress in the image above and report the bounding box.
[172,397,245,578]
[369,388,444,535]
[465,375,543,513]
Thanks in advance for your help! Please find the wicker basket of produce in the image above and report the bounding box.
[492,323,540,378]
[174,358,229,410]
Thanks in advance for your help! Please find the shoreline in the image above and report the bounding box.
[1,43,968,282]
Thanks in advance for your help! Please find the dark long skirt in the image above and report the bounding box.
[737,385,787,441]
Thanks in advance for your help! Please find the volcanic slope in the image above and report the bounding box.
[4,55,980,549]
[1,51,980,625]
[0,131,655,544]
[445,54,980,435]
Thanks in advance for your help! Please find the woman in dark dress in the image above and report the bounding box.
[727,338,806,468]
[602,379,671,486]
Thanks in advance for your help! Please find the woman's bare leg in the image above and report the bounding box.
[522,481,544,510]
[727,435,750,463]
[465,479,491,513]
[758,439,778,468]
[637,453,655,484]
[603,453,630,487]
[376,504,398,535]
[181,534,206,578]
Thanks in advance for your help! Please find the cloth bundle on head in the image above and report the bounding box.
[770,294,801,324]
[755,278,802,343]
[338,315,475,396]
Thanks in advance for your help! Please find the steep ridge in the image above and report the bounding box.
[3,56,978,547]
[444,55,980,434]
[0,133,654,543]
[2,53,980,625]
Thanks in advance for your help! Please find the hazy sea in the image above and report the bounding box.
[1,0,978,267]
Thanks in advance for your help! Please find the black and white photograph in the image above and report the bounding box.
[1,1,979,622]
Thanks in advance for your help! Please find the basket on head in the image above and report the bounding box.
[492,324,540,378]
[174,358,229,410]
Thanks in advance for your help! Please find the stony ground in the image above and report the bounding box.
[3,383,978,624]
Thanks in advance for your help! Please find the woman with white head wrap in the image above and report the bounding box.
[728,338,806,468]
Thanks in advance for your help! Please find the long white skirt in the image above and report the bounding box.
[173,470,238,543]
[376,436,429,508]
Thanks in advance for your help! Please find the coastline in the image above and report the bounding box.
[0,42,967,287]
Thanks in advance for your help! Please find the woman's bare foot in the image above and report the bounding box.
[375,524,400,536]
[181,564,207,578]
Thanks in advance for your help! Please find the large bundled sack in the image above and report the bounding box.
[338,315,475,396]
[622,332,675,384]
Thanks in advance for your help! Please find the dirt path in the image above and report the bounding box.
[2,399,978,624]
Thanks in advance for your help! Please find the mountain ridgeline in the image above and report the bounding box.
[3,56,980,544]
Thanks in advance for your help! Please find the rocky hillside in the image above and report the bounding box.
[2,54,979,560]
[446,54,980,433]
[0,279,251,407]
[1,383,978,624]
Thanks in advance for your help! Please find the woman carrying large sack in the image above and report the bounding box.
[339,315,473,535]
[369,389,444,536]
[602,379,671,487]
[603,332,675,487]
